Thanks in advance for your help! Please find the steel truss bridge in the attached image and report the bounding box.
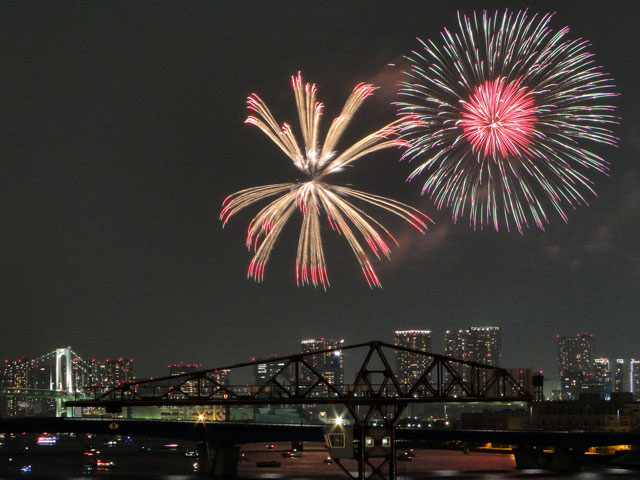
[66,340,530,479]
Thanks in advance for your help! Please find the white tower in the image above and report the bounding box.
[53,347,74,394]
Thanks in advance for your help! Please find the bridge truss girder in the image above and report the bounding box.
[66,340,530,407]
[66,340,531,480]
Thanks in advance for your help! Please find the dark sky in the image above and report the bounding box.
[1,1,638,379]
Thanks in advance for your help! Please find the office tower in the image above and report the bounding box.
[300,338,344,385]
[592,357,612,398]
[394,330,432,387]
[613,359,626,392]
[630,359,640,400]
[556,333,595,399]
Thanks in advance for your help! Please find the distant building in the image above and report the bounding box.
[556,333,595,399]
[166,362,229,397]
[592,357,612,398]
[0,357,33,417]
[443,327,502,365]
[300,338,344,385]
[614,359,626,393]
[543,377,562,400]
[442,326,502,391]
[460,394,640,432]
[505,368,535,399]
[444,329,472,361]
[104,357,134,386]
[0,357,31,389]
[89,359,109,390]
[630,359,640,400]
[88,356,136,390]
[469,326,502,366]
[1,348,135,417]
[253,354,295,386]
[168,362,203,377]
[394,330,432,388]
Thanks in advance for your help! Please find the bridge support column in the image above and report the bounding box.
[513,446,542,469]
[198,442,240,478]
[198,442,212,473]
[546,449,582,472]
[513,447,582,472]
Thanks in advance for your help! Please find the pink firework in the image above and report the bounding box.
[398,10,618,232]
[459,77,537,159]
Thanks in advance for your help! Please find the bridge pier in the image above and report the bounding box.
[513,446,583,472]
[197,441,240,478]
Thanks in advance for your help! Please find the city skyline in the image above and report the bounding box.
[1,2,638,382]
[3,328,637,386]
[4,335,640,419]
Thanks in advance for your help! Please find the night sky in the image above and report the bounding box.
[1,1,638,379]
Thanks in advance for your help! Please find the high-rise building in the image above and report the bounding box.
[253,354,295,386]
[469,326,502,366]
[394,330,432,387]
[630,359,640,400]
[444,329,472,360]
[0,357,33,417]
[166,361,228,396]
[167,362,204,396]
[506,368,535,399]
[556,333,595,399]
[592,357,612,398]
[442,326,502,391]
[104,357,134,386]
[300,338,344,385]
[168,362,203,377]
[89,359,109,390]
[0,357,32,389]
[444,327,502,365]
[614,359,626,393]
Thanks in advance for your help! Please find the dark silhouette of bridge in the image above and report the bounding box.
[67,340,529,407]
[3,416,640,477]
[63,340,531,479]
[3,417,640,449]
[1,340,632,479]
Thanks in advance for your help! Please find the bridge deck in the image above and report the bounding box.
[1,418,639,448]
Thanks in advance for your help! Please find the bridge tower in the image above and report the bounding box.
[52,347,74,394]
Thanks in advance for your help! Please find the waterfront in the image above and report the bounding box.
[1,438,639,480]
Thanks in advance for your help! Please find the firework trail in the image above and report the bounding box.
[221,73,432,288]
[397,10,618,233]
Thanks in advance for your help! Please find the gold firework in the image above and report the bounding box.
[221,73,431,288]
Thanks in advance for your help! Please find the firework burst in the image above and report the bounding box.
[221,73,432,288]
[397,10,618,232]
